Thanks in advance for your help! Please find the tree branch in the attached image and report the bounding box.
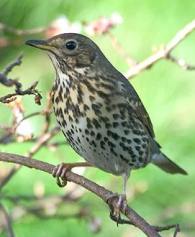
[126,20,195,79]
[0,203,15,237]
[0,55,42,105]
[0,81,42,105]
[0,55,23,89]
[0,152,180,237]
[0,22,45,36]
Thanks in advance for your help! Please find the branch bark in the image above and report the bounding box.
[0,152,164,237]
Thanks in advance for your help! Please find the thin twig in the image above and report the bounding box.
[0,166,19,192]
[0,192,81,204]
[0,55,42,105]
[167,54,195,70]
[126,20,195,78]
[24,207,88,220]
[0,22,45,36]
[0,203,15,237]
[0,55,23,89]
[27,126,60,157]
[154,224,180,235]
[2,55,23,76]
[13,111,42,131]
[0,81,42,105]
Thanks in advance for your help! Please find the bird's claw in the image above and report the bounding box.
[106,193,127,225]
[56,176,67,187]
[52,162,92,187]
[52,163,70,187]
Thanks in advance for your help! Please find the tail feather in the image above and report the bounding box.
[152,153,187,175]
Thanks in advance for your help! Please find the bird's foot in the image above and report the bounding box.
[106,193,127,225]
[52,163,69,187]
[52,162,91,187]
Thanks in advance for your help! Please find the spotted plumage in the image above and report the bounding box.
[26,33,187,196]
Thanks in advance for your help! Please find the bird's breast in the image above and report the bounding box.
[51,76,151,175]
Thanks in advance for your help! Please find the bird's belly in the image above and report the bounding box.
[55,110,150,175]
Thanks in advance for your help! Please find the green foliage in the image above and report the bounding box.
[0,0,195,236]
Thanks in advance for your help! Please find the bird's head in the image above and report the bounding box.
[26,33,101,73]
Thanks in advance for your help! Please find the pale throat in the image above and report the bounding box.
[50,54,95,113]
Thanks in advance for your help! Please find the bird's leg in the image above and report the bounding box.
[52,162,92,187]
[121,172,128,201]
[107,172,130,225]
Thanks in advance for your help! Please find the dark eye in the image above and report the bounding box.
[65,40,77,50]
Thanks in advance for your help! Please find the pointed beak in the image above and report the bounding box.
[25,39,54,51]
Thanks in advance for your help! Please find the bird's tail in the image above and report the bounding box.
[151,152,187,175]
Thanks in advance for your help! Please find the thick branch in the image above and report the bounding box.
[0,152,162,237]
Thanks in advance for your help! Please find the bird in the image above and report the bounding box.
[26,33,187,207]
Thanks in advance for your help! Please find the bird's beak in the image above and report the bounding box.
[25,39,54,51]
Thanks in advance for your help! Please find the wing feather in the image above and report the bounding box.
[117,75,155,138]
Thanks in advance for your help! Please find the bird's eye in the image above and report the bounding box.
[65,40,77,50]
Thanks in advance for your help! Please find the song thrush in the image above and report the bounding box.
[26,33,187,199]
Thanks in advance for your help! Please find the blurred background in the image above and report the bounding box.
[0,0,195,236]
